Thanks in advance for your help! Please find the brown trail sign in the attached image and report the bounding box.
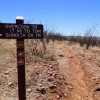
[0,24,43,39]
[0,16,43,100]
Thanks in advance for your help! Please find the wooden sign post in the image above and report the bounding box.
[0,16,43,100]
[16,17,26,100]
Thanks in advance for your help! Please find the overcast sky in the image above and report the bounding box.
[0,0,100,36]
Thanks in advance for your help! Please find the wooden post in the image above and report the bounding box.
[0,17,43,100]
[16,16,26,100]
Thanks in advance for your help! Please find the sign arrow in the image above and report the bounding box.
[0,34,2,36]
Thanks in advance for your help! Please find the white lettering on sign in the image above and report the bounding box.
[28,34,33,37]
[17,29,22,33]
[14,25,19,28]
[6,33,19,37]
[35,30,41,33]
[24,29,30,33]
[5,33,27,38]
[32,25,37,29]
[36,34,41,37]
[5,24,31,29]
[0,34,2,36]
[20,25,29,29]
[21,33,26,37]
[0,24,43,38]
[5,24,14,28]
[10,28,15,33]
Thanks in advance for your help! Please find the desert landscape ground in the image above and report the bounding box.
[0,39,100,100]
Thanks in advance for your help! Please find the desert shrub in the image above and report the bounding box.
[67,24,100,49]
[43,25,66,43]
[25,23,66,56]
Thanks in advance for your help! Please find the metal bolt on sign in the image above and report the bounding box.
[0,16,43,100]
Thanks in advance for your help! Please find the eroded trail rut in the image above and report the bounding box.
[61,45,93,100]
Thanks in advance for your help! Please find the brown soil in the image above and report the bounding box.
[0,40,100,100]
[61,45,93,100]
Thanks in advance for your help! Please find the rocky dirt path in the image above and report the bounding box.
[0,41,99,100]
[61,45,94,100]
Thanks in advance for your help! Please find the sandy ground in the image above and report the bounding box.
[0,40,100,100]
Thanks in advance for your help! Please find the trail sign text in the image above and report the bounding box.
[0,23,43,39]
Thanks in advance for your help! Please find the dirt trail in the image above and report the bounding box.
[61,45,93,100]
[0,41,99,100]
